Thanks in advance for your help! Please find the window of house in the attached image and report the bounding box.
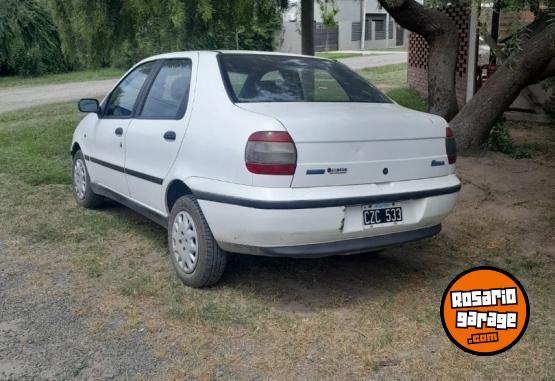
[351,22,361,41]
[374,19,386,40]
[365,19,372,40]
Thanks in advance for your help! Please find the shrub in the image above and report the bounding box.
[487,120,531,158]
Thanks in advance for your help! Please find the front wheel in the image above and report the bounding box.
[72,150,103,208]
[168,195,227,288]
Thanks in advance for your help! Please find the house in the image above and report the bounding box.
[274,0,409,53]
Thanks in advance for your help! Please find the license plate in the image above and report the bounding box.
[362,203,403,226]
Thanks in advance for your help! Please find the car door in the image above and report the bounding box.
[88,61,157,195]
[124,55,197,213]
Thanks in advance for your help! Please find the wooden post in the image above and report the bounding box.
[386,13,390,49]
[466,2,479,102]
[360,0,366,50]
[301,0,315,55]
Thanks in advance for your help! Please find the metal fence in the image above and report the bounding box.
[314,23,338,52]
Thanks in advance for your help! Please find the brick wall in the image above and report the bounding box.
[499,11,534,39]
[407,4,471,108]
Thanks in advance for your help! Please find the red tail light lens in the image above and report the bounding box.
[446,127,457,164]
[245,131,297,175]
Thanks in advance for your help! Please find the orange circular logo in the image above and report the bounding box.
[440,266,529,356]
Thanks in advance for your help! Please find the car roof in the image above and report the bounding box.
[140,50,329,63]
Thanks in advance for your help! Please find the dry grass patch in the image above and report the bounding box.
[0,103,553,380]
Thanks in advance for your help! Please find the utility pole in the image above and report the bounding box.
[301,0,314,55]
[360,0,366,50]
[385,13,389,49]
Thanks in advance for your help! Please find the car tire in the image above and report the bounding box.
[168,195,227,288]
[72,150,103,208]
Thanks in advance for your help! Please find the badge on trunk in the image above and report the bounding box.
[327,167,347,174]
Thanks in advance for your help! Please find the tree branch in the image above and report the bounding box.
[378,0,459,120]
[537,57,555,82]
[452,21,555,152]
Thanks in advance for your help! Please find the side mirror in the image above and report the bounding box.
[78,98,100,114]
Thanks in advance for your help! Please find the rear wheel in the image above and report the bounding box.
[168,195,227,288]
[72,150,103,208]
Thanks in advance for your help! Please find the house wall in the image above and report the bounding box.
[407,4,472,108]
[335,0,363,51]
[274,0,408,53]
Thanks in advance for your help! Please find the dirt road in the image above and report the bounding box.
[0,54,407,114]
[338,52,407,70]
[0,79,117,113]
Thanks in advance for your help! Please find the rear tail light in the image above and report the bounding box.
[245,131,297,175]
[446,127,457,164]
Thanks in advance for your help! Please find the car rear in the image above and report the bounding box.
[192,52,460,256]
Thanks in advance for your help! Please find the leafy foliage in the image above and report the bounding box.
[0,0,66,75]
[47,0,284,70]
[318,0,339,27]
[487,120,531,158]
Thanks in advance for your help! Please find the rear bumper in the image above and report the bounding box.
[190,174,460,257]
[221,225,441,257]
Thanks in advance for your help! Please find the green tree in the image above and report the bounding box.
[47,0,283,70]
[0,0,66,75]
[319,0,338,27]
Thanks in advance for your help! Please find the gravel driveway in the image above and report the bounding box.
[0,79,117,114]
[338,52,407,70]
[0,53,407,114]
[0,265,158,380]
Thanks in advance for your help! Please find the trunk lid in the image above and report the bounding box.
[238,102,450,187]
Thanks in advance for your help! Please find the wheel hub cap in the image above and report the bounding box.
[172,211,198,273]
[73,159,87,200]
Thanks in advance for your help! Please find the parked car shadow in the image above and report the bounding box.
[96,198,458,311]
[220,240,458,312]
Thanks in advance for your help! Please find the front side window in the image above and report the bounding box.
[140,59,192,119]
[219,54,390,104]
[104,61,155,117]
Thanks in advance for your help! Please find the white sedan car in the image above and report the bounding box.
[71,51,460,288]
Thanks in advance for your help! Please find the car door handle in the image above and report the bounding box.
[163,131,176,141]
[114,127,123,136]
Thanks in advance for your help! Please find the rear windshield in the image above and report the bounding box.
[219,54,391,104]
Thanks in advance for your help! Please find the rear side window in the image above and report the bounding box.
[140,59,192,119]
[104,61,155,117]
[219,54,390,104]
[229,72,248,94]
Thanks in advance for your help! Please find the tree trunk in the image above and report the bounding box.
[301,0,314,56]
[452,20,555,151]
[377,0,459,120]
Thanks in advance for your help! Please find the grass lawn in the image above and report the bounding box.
[386,88,427,111]
[0,100,553,379]
[359,63,408,90]
[355,62,427,111]
[367,47,407,52]
[0,68,124,88]
[316,52,364,59]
